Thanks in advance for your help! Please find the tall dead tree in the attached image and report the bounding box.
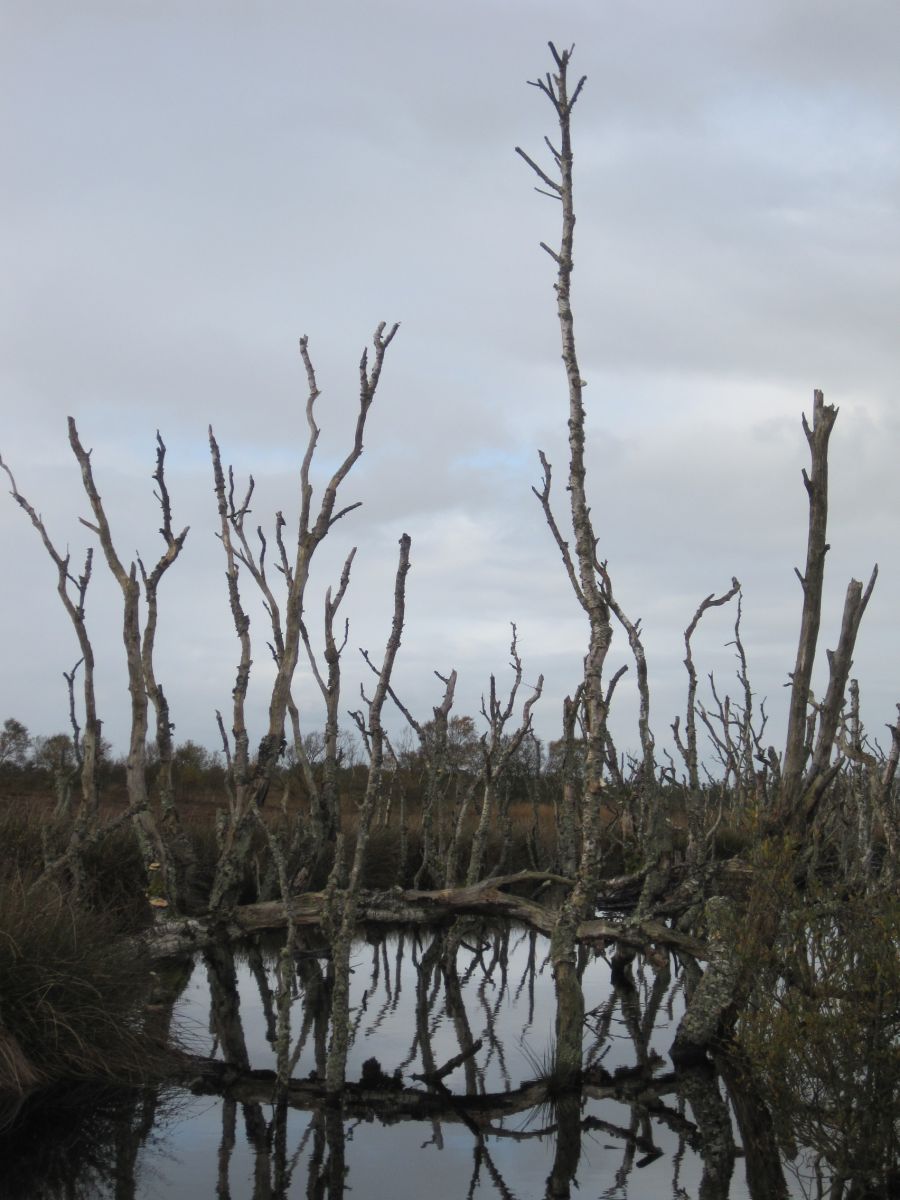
[208,324,398,917]
[206,448,354,877]
[520,45,613,899]
[138,435,198,902]
[781,392,836,805]
[326,533,411,1093]
[518,41,614,1085]
[779,392,878,832]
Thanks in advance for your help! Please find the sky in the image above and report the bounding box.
[1,1,898,768]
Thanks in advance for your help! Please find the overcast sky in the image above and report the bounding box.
[2,1,898,767]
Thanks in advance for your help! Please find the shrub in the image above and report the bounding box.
[737,882,900,1196]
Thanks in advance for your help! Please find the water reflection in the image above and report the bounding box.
[1,923,895,1199]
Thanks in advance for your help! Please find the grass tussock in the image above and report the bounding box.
[0,870,168,1100]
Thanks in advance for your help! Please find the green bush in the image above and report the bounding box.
[737,882,900,1196]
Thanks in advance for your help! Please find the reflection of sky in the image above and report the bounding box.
[107,930,807,1198]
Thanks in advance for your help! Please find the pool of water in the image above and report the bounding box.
[1,923,839,1198]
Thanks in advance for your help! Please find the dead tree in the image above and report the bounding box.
[208,324,398,917]
[326,533,411,1093]
[262,325,397,799]
[778,392,878,834]
[378,666,459,888]
[209,449,356,868]
[68,420,188,907]
[672,578,741,793]
[663,577,743,893]
[555,685,584,878]
[54,659,85,818]
[694,595,772,809]
[399,627,545,889]
[520,49,613,872]
[597,561,655,785]
[800,568,877,825]
[299,550,356,858]
[0,454,101,823]
[2,432,189,904]
[837,701,900,887]
[209,433,254,828]
[518,40,614,1086]
[138,435,198,903]
[464,627,543,886]
[781,391,837,805]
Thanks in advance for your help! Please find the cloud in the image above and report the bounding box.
[1,2,897,764]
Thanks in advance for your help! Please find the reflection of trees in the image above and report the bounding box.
[15,921,895,1198]
[0,955,193,1200]
[0,1085,159,1200]
[187,926,785,1199]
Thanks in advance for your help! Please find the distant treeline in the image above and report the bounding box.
[0,713,576,806]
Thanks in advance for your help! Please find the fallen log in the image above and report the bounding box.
[142,871,710,962]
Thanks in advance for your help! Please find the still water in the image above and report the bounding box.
[3,924,840,1198]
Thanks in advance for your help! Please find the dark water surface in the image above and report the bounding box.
[1,924,869,1198]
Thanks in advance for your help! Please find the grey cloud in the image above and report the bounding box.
[1,2,897,761]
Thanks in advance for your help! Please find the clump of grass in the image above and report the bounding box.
[519,1035,572,1094]
[0,799,150,925]
[0,870,169,1099]
[78,824,150,929]
[0,800,61,878]
[359,826,406,889]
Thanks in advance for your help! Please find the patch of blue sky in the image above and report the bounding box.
[707,86,897,182]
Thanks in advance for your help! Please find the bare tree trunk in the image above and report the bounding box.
[670,897,742,1065]
[466,627,543,886]
[1,456,101,821]
[262,326,398,808]
[555,687,583,878]
[58,659,86,821]
[69,424,150,860]
[67,420,189,909]
[875,708,900,886]
[801,569,877,824]
[838,702,900,887]
[139,435,197,907]
[781,391,838,808]
[207,435,257,915]
[208,325,397,918]
[598,563,655,784]
[672,579,741,792]
[300,548,357,859]
[372,666,458,888]
[519,44,622,1084]
[325,534,411,1093]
